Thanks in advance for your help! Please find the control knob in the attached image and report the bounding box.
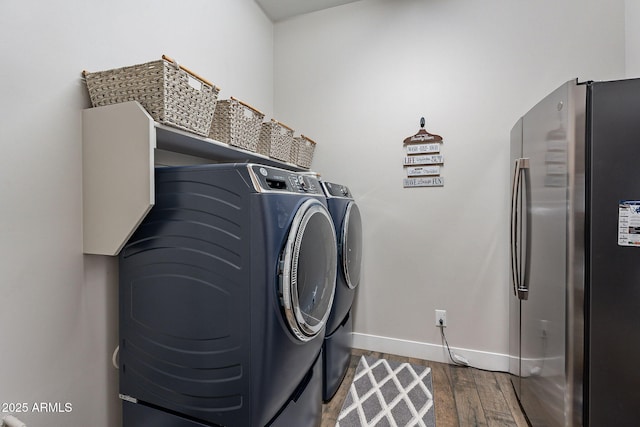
[296,175,307,191]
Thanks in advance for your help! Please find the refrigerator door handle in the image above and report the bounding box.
[510,157,530,300]
[522,158,532,301]
[510,159,522,296]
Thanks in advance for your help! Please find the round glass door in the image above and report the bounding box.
[281,199,337,342]
[342,202,362,290]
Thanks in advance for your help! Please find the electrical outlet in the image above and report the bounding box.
[435,309,447,327]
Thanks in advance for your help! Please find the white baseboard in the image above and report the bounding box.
[352,332,511,372]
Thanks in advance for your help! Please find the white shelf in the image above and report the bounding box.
[82,101,305,255]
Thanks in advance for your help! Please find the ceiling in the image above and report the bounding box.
[255,0,361,22]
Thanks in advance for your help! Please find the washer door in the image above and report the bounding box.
[342,201,363,290]
[281,199,337,342]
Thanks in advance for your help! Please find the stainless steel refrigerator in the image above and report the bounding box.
[509,78,640,426]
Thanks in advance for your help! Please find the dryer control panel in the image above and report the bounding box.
[321,181,353,199]
[248,164,323,195]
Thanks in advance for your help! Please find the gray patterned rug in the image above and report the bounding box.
[336,355,435,427]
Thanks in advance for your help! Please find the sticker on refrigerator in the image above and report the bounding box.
[618,201,640,246]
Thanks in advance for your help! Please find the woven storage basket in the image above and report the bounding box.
[209,97,265,152]
[260,119,294,162]
[255,127,271,156]
[83,55,219,137]
[293,135,317,169]
[289,138,300,164]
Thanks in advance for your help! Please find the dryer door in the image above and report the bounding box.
[281,199,337,342]
[342,201,363,289]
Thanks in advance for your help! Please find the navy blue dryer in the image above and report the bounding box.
[118,163,337,427]
[320,181,362,401]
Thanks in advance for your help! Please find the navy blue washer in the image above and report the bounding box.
[320,181,363,401]
[119,163,337,427]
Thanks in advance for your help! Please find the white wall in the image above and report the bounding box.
[0,1,272,426]
[274,0,626,368]
[626,0,640,77]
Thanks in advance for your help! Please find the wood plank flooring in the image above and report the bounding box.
[321,348,529,427]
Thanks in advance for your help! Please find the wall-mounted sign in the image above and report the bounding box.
[405,132,440,143]
[403,176,444,187]
[402,117,444,188]
[406,165,440,176]
[405,143,441,154]
[403,154,444,165]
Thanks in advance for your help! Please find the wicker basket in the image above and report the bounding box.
[289,138,300,164]
[255,127,271,157]
[209,97,265,151]
[83,55,219,137]
[293,135,317,169]
[260,119,295,162]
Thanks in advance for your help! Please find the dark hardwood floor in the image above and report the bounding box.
[321,348,529,427]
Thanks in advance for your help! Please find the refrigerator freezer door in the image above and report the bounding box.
[519,82,572,427]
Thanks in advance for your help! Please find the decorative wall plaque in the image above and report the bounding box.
[406,165,440,176]
[403,154,443,165]
[402,117,444,188]
[403,176,444,187]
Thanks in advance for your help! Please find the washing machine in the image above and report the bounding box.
[320,181,363,401]
[118,163,337,427]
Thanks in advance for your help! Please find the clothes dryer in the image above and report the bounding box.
[320,181,363,401]
[118,163,337,427]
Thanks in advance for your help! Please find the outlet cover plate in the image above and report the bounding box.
[435,309,447,327]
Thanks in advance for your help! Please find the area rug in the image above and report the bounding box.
[336,355,435,427]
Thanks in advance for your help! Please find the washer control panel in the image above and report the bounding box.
[321,181,352,199]
[249,164,323,195]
